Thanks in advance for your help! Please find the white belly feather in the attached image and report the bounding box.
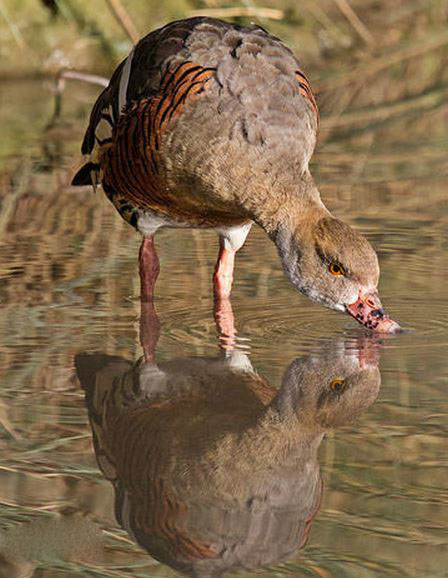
[137,211,252,252]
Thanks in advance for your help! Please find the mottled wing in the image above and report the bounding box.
[102,62,215,216]
[73,16,319,204]
[72,17,211,186]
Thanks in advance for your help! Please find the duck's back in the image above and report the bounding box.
[74,18,319,229]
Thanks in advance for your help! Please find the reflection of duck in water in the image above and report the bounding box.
[76,333,380,577]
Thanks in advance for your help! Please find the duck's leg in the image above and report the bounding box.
[213,223,252,348]
[213,243,236,300]
[213,222,252,300]
[140,300,160,363]
[139,235,160,302]
[139,236,160,363]
[214,295,237,349]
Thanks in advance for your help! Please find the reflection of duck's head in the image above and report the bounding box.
[76,336,380,578]
[272,339,380,431]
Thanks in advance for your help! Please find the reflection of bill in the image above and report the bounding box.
[77,329,380,577]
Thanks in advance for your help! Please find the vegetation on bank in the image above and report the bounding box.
[1,0,447,85]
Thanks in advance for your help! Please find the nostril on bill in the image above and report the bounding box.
[371,308,385,319]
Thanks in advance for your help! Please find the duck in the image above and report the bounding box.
[72,16,400,333]
[76,335,380,577]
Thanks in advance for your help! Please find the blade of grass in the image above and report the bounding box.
[0,0,27,50]
[105,0,140,44]
[332,0,375,46]
[188,7,284,20]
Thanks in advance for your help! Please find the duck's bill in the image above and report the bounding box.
[345,291,401,334]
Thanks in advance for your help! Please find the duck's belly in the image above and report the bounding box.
[136,207,250,234]
[101,166,249,235]
[136,208,252,251]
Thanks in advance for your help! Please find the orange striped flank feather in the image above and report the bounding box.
[295,69,319,123]
[103,63,215,213]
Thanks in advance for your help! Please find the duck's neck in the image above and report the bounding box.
[244,406,325,468]
[244,172,330,238]
[242,173,330,295]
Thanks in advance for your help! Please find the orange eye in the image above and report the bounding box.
[329,378,345,391]
[329,262,345,276]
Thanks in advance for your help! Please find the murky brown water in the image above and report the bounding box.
[0,79,447,577]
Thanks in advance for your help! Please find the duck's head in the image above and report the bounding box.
[276,215,400,333]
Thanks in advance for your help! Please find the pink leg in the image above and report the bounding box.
[139,236,160,363]
[139,236,160,303]
[213,244,236,300]
[213,243,237,349]
[214,297,237,350]
[140,300,160,364]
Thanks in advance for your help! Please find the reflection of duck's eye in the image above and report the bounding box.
[329,262,345,276]
[329,378,345,391]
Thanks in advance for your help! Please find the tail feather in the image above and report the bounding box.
[71,162,99,187]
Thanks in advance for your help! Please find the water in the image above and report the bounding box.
[0,79,447,578]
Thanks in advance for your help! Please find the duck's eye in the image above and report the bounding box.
[329,378,345,391]
[329,262,345,276]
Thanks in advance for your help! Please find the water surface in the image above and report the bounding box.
[0,79,447,577]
